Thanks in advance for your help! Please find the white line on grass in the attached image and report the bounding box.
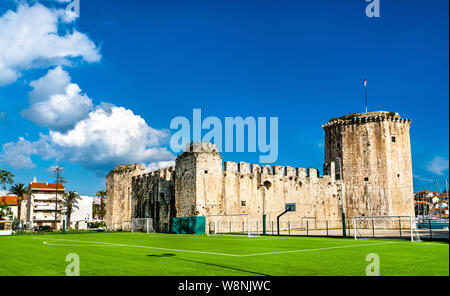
[146,234,267,241]
[33,237,240,257]
[238,242,395,257]
[144,234,399,244]
[43,241,117,247]
[32,237,395,257]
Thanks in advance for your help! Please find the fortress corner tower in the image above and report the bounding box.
[322,111,415,218]
[175,142,223,217]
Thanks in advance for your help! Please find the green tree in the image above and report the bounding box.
[0,170,14,190]
[96,190,107,220]
[0,197,12,220]
[92,202,100,219]
[9,184,27,221]
[63,191,80,229]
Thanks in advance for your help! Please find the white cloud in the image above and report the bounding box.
[0,2,175,176]
[49,106,175,172]
[426,156,449,176]
[0,62,19,85]
[21,67,93,132]
[0,2,100,86]
[1,106,175,174]
[46,165,61,173]
[413,174,433,182]
[28,66,71,102]
[143,161,176,172]
[0,134,61,169]
[0,190,9,196]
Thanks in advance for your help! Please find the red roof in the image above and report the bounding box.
[417,190,432,194]
[29,182,64,191]
[0,196,18,205]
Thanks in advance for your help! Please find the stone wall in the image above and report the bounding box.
[126,146,341,231]
[106,111,415,233]
[105,164,145,231]
[220,162,341,226]
[131,167,175,232]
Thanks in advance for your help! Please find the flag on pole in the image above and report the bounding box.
[363,79,368,113]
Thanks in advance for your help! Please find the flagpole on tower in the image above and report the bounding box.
[363,78,368,113]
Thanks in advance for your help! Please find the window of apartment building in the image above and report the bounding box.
[241,201,246,207]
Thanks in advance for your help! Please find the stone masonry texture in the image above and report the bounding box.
[105,111,415,232]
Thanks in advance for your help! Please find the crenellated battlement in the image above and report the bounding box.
[221,159,336,185]
[131,166,176,183]
[322,111,411,129]
[224,161,238,172]
[307,168,319,179]
[186,142,219,153]
[222,159,336,181]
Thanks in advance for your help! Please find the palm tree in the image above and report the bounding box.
[9,184,27,222]
[63,191,81,229]
[92,203,100,219]
[96,190,106,220]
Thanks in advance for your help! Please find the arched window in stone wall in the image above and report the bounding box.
[263,181,272,190]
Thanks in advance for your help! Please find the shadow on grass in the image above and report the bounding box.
[146,254,270,276]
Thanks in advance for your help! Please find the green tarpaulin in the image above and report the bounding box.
[172,216,205,234]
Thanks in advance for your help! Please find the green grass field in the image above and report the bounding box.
[0,232,448,276]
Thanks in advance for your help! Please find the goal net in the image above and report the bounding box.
[353,216,421,242]
[206,214,258,236]
[131,218,155,233]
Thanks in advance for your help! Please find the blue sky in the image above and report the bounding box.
[0,0,448,196]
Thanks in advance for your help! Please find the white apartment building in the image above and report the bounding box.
[69,195,94,229]
[27,178,65,230]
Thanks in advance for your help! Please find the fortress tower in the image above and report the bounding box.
[174,142,223,217]
[322,111,415,218]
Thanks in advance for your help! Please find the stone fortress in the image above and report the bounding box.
[105,111,415,232]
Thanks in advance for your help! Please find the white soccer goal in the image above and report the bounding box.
[206,214,258,237]
[131,218,155,233]
[353,216,421,242]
